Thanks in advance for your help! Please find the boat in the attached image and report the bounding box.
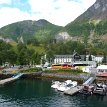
[79,85,95,95]
[93,83,107,96]
[51,80,72,89]
[96,65,107,77]
[51,80,77,92]
[51,81,61,89]
[57,80,77,92]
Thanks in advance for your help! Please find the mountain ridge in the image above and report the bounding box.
[1,0,107,44]
[0,19,63,43]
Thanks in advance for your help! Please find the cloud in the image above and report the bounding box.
[0,0,11,5]
[0,7,31,28]
[28,0,96,26]
[80,0,96,10]
[0,0,96,28]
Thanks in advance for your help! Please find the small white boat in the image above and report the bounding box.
[57,81,78,92]
[51,80,72,89]
[51,81,61,89]
[51,80,77,92]
[57,82,67,91]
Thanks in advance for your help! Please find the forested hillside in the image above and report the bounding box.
[1,0,107,66]
[0,19,62,43]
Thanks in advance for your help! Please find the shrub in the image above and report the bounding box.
[44,69,83,73]
[21,68,42,72]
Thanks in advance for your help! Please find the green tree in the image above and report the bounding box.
[31,53,41,65]
[18,48,28,65]
[7,49,17,66]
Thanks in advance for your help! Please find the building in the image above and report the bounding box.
[86,55,103,63]
[54,55,73,64]
[54,51,84,64]
[53,53,103,67]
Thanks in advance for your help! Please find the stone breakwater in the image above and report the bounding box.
[41,72,91,82]
[0,72,91,83]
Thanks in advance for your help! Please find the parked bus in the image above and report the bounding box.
[61,64,75,69]
[52,64,74,69]
[52,64,62,69]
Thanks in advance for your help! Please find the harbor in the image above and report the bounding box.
[0,66,107,107]
[0,63,107,99]
[0,79,107,107]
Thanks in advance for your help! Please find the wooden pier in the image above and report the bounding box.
[0,73,23,85]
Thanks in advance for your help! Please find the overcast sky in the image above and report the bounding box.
[0,0,96,28]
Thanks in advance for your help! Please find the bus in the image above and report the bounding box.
[52,64,74,69]
[52,64,62,69]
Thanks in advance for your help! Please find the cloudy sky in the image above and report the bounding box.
[0,0,96,28]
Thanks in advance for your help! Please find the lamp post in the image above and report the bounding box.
[41,56,43,66]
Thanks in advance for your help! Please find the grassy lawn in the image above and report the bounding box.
[44,69,84,74]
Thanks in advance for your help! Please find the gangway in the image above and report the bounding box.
[83,77,96,86]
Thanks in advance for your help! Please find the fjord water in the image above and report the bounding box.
[0,79,107,107]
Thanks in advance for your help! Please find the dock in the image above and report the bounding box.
[64,77,96,96]
[0,73,23,85]
[64,86,83,95]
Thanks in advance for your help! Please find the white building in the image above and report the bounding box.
[54,55,73,64]
[86,55,103,63]
[53,54,103,66]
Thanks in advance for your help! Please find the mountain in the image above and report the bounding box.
[1,0,107,44]
[75,0,107,21]
[65,0,107,43]
[0,19,62,43]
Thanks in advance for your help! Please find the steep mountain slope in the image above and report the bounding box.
[1,0,107,44]
[75,0,107,21]
[65,0,107,43]
[0,19,62,43]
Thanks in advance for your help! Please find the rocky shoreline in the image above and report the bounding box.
[0,71,91,83]
[41,72,92,83]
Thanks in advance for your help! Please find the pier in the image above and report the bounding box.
[64,86,83,95]
[64,76,96,96]
[0,73,23,85]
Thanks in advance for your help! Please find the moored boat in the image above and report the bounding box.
[51,81,61,89]
[51,80,77,92]
[93,83,107,96]
[79,85,95,95]
[57,80,77,92]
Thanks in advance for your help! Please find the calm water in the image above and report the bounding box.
[0,79,107,107]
